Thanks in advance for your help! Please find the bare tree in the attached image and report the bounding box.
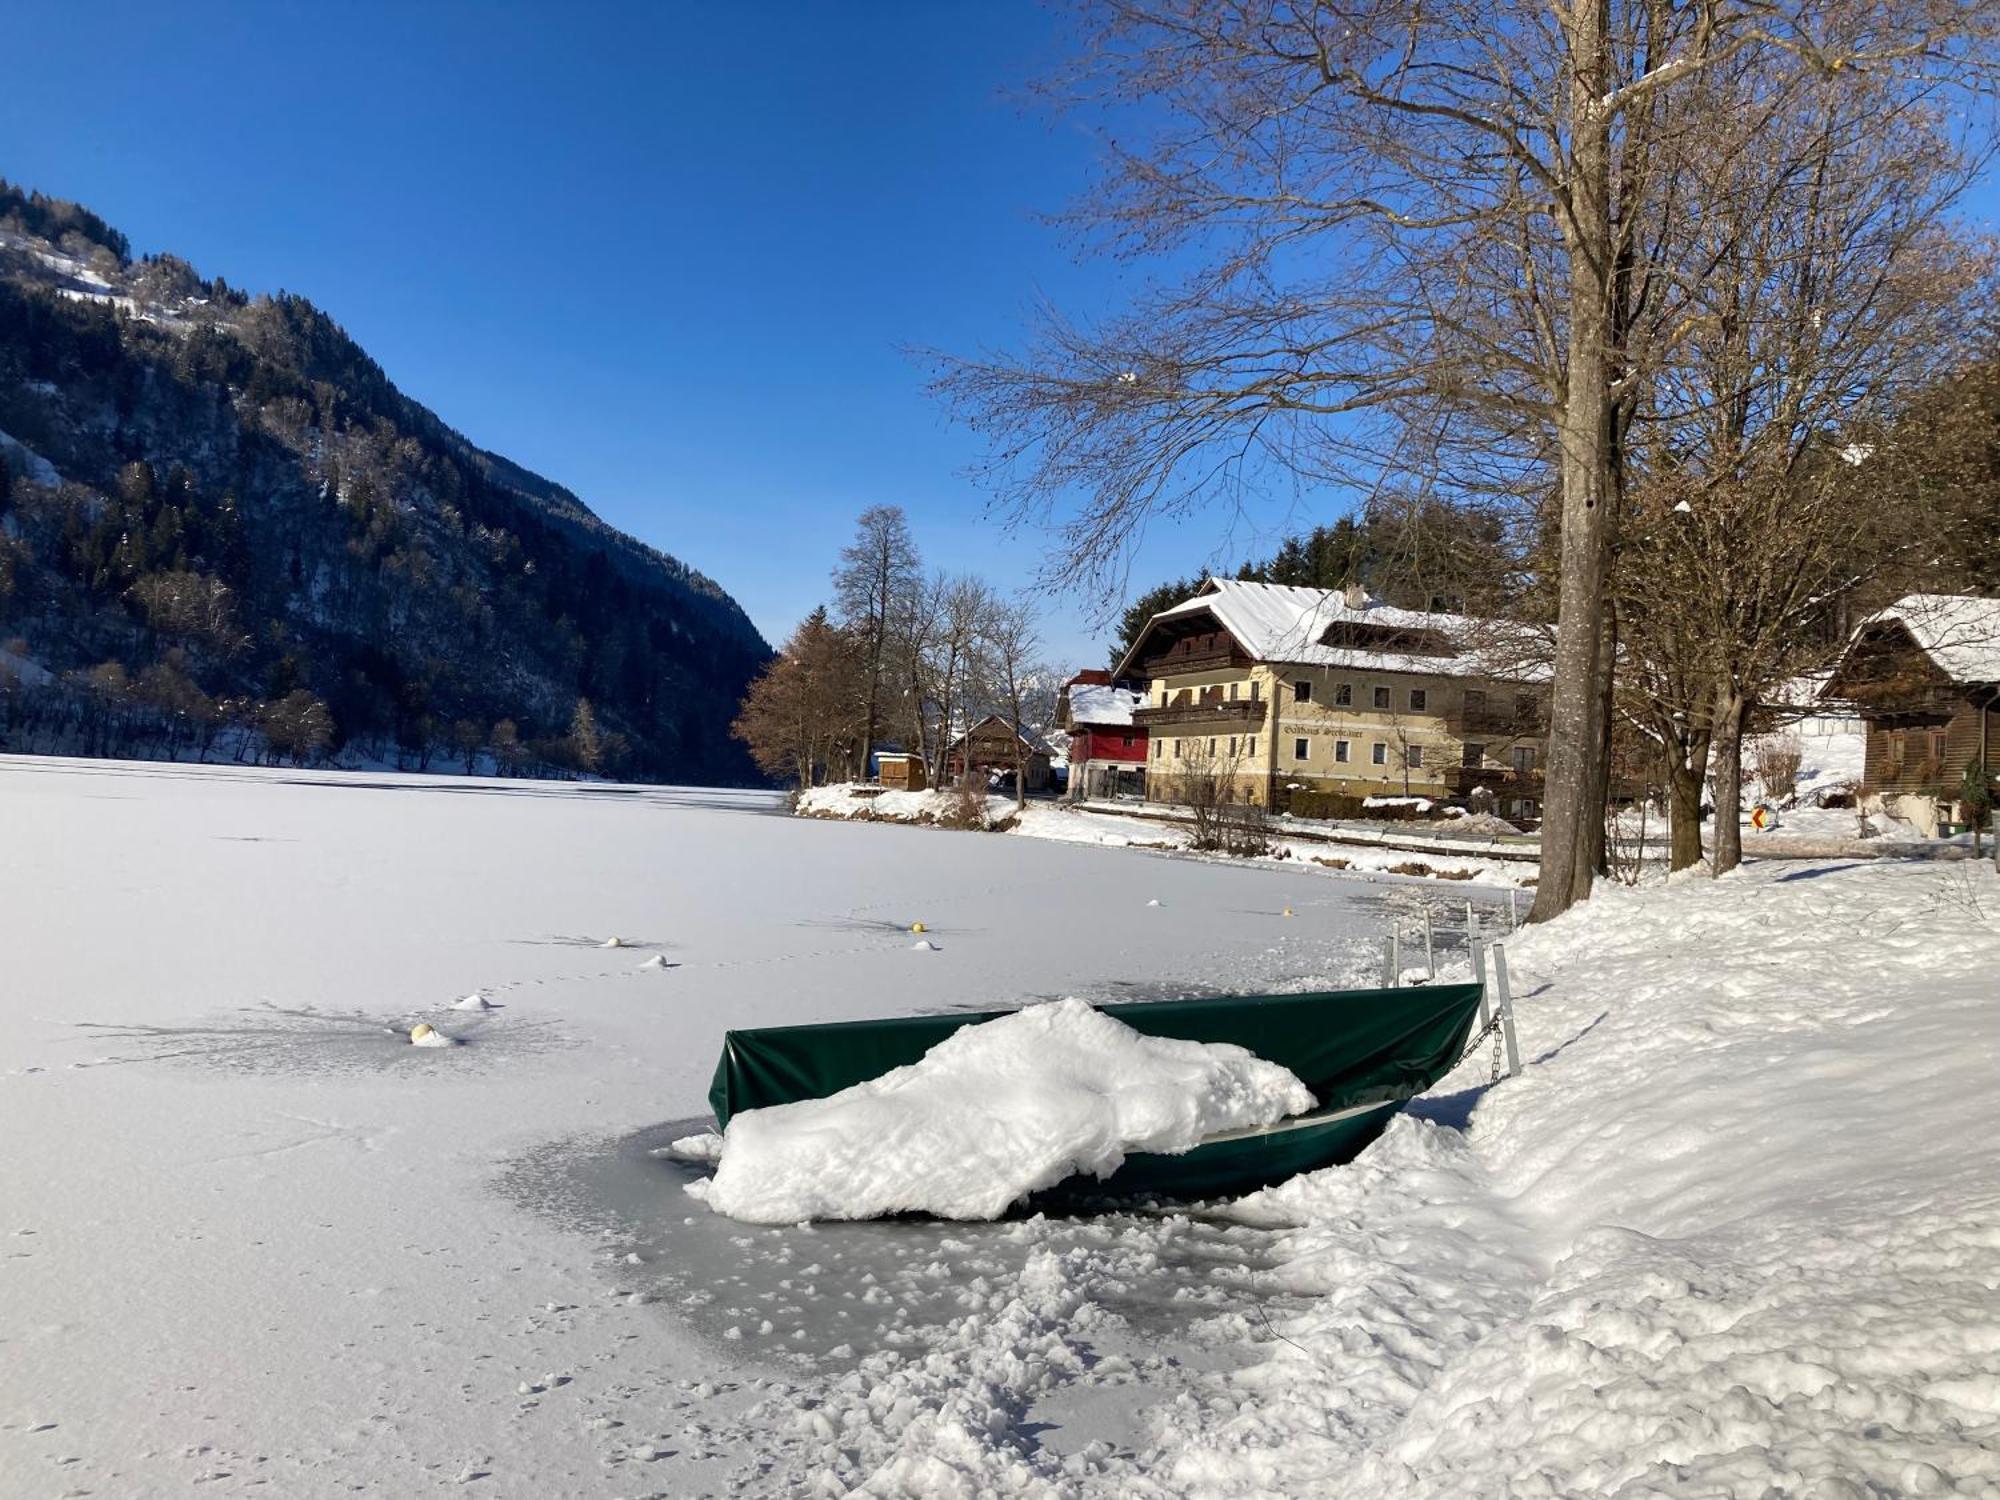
[831,506,921,778]
[1614,57,1993,873]
[935,0,1999,918]
[976,595,1046,815]
[919,574,996,785]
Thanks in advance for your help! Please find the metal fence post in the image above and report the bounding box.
[1381,933,1397,989]
[1493,944,1522,1078]
[1470,936,1490,1029]
[1423,908,1436,980]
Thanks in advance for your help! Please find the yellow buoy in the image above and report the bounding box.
[1282,907,1294,918]
[410,1022,436,1043]
[911,922,927,934]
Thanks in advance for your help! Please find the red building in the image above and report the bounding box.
[1059,670,1149,800]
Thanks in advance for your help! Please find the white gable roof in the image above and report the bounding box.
[1852,593,2000,685]
[1066,683,1143,728]
[1118,579,1545,681]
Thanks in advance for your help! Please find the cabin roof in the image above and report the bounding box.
[1827,593,2000,693]
[1115,579,1545,681]
[948,714,1055,756]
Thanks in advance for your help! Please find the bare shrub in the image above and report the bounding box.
[1751,735,1805,804]
[1215,799,1275,858]
[1172,743,1271,855]
[935,775,991,831]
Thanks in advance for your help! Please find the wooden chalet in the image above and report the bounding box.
[1822,593,2000,834]
[944,715,1054,794]
[1114,579,1547,819]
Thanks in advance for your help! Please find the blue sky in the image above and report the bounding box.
[1,0,1291,666]
[6,4,1995,667]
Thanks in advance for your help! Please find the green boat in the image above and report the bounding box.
[706,980,1488,1208]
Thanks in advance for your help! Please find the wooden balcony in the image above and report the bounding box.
[1135,698,1267,731]
[1441,706,1542,738]
[1440,765,1544,795]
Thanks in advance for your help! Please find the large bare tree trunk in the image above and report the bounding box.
[1667,733,1713,872]
[1710,689,1749,875]
[1533,6,1616,924]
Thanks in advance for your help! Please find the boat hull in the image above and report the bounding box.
[705,980,1484,1208]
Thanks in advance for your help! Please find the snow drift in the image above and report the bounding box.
[694,998,1314,1223]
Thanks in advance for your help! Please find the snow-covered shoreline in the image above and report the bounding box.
[799,781,1538,887]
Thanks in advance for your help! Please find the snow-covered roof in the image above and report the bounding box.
[1116,579,1545,681]
[951,714,1055,756]
[1849,594,2000,686]
[1066,683,1143,728]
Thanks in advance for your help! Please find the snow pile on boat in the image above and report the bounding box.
[693,998,1314,1223]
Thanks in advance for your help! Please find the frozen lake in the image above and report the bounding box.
[0,757,1514,1496]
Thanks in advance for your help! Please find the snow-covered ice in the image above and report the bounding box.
[697,999,1314,1223]
[3,753,1993,1498]
[0,755,1428,1495]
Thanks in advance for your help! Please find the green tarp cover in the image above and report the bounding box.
[707,981,1484,1132]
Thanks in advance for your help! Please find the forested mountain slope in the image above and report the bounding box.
[0,181,769,781]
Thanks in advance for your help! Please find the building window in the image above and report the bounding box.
[1335,739,1351,763]
[1152,740,1160,760]
[1247,736,1257,758]
[1334,683,1353,707]
[1293,679,1312,704]
[1208,737,1217,756]
[1409,688,1428,712]
[1249,680,1261,701]
[1172,739,1181,757]
[1407,744,1424,768]
[1123,735,1134,748]
[1463,742,1486,768]
[1372,742,1388,765]
[1227,736,1238,756]
[1293,737,1310,761]
[1512,745,1537,774]
[1373,685,1391,710]
[1931,730,1948,764]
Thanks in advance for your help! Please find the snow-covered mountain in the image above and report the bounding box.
[0,181,770,781]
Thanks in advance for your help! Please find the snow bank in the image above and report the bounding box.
[695,998,1314,1223]
[797,782,1015,828]
[1156,858,2000,1496]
